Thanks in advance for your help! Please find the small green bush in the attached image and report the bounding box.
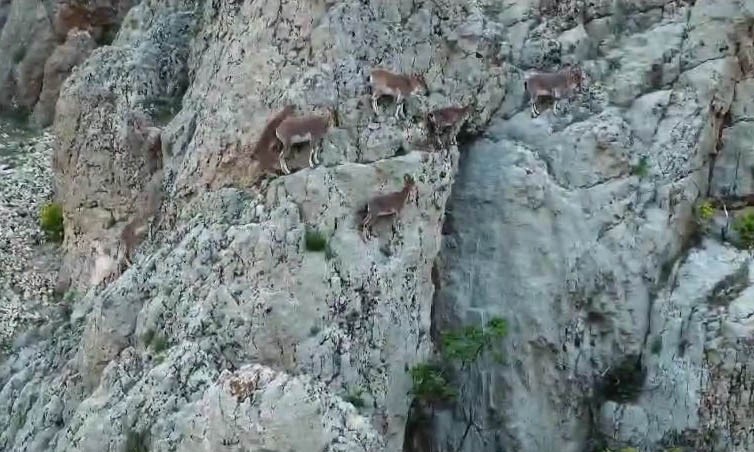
[696,199,715,222]
[734,212,754,249]
[124,429,150,452]
[12,46,26,63]
[343,388,366,408]
[304,227,327,252]
[141,329,155,347]
[151,335,168,353]
[409,363,456,402]
[39,203,64,242]
[441,317,508,366]
[631,156,649,178]
[650,336,662,355]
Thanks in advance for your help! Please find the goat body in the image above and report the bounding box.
[427,105,472,147]
[54,3,116,40]
[524,66,583,117]
[252,105,296,172]
[370,68,428,120]
[275,112,333,175]
[361,175,417,241]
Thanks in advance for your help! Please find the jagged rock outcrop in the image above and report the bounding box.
[0,0,133,126]
[4,0,754,451]
[31,29,97,127]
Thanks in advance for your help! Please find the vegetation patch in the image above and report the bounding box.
[733,211,754,249]
[597,354,646,403]
[442,317,508,366]
[706,262,750,307]
[141,329,169,354]
[409,363,457,403]
[141,96,182,126]
[39,202,64,242]
[650,336,662,355]
[125,429,150,452]
[631,155,649,178]
[696,199,715,223]
[12,45,26,63]
[410,317,508,405]
[304,227,328,252]
[343,387,366,408]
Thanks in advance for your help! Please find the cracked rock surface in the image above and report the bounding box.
[4,0,754,452]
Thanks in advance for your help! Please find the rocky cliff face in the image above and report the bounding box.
[3,0,754,451]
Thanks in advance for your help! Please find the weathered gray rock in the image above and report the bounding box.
[31,29,96,128]
[4,0,754,451]
[0,0,134,122]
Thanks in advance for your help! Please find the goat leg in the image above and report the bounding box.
[530,98,539,117]
[371,93,381,115]
[395,94,404,120]
[279,144,291,175]
[308,142,316,168]
[314,141,321,165]
[361,213,373,242]
[552,99,560,115]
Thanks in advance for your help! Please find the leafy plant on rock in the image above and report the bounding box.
[410,317,508,404]
[733,211,754,249]
[304,227,327,252]
[409,363,456,403]
[39,202,64,242]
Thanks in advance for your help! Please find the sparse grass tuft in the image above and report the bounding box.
[304,227,327,252]
[410,317,508,405]
[733,211,754,249]
[125,429,150,452]
[650,336,662,355]
[696,199,715,222]
[12,46,26,63]
[141,329,155,347]
[62,290,79,304]
[151,335,168,354]
[343,387,366,408]
[409,363,456,402]
[631,156,649,178]
[39,203,64,242]
[598,355,646,403]
[141,96,182,126]
[441,317,508,366]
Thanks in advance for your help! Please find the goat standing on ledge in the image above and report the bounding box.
[426,105,473,148]
[361,174,417,242]
[370,68,429,120]
[524,65,584,117]
[275,108,336,175]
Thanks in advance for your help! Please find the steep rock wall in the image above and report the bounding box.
[424,1,754,452]
[2,0,507,451]
[4,0,754,452]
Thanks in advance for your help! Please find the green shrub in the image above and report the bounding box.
[696,199,715,222]
[631,156,649,178]
[650,336,662,355]
[409,363,456,402]
[151,335,168,353]
[343,388,366,408]
[141,329,168,354]
[441,317,508,366]
[12,46,26,63]
[304,227,327,252]
[142,96,182,126]
[39,203,64,242]
[141,329,155,347]
[124,429,150,452]
[734,212,754,249]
